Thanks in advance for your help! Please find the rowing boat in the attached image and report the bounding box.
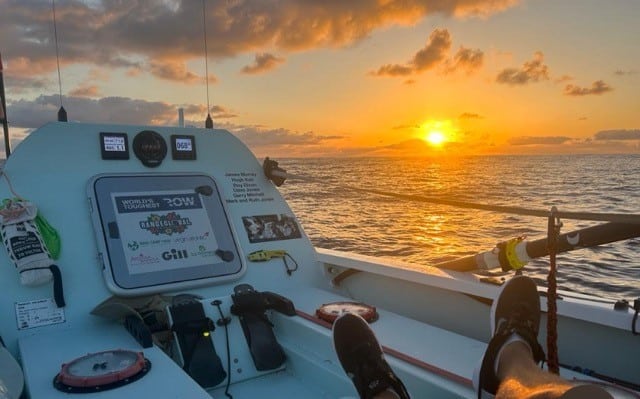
[0,121,638,398]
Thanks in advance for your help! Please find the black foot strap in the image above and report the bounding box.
[231,284,286,371]
[170,300,226,388]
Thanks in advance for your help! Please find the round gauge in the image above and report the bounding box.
[53,349,151,393]
[133,130,167,167]
[316,301,378,323]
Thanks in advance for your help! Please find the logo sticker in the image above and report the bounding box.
[139,212,192,236]
[130,253,160,265]
[190,244,216,258]
[161,248,189,261]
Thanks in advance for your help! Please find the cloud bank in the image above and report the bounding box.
[594,129,640,140]
[1,0,518,82]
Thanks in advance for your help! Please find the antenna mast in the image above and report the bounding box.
[202,0,213,129]
[0,52,11,157]
[52,0,67,122]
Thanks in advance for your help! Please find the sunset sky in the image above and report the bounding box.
[1,0,638,158]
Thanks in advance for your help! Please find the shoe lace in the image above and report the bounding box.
[497,302,545,364]
[350,344,410,399]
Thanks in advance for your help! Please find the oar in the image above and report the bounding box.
[434,222,640,272]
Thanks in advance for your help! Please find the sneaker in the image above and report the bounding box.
[474,275,546,398]
[333,313,410,399]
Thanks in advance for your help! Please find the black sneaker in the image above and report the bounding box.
[333,313,410,399]
[474,275,546,398]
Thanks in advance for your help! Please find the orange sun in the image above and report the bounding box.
[420,120,454,148]
[425,130,446,147]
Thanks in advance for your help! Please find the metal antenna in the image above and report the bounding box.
[1,52,11,157]
[202,0,213,129]
[52,0,67,122]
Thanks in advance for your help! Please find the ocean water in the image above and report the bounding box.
[276,155,640,302]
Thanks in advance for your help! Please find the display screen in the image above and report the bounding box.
[175,138,193,151]
[100,132,129,159]
[171,135,196,160]
[104,136,126,152]
[88,174,244,294]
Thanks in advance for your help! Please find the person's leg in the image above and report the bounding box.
[495,341,612,399]
[475,275,612,399]
[333,312,410,399]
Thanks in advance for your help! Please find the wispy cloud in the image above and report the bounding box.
[68,85,100,98]
[241,53,285,75]
[443,47,484,74]
[594,129,640,140]
[227,125,342,147]
[563,80,613,96]
[371,29,483,78]
[508,136,572,145]
[148,60,204,84]
[613,69,637,76]
[496,51,549,85]
[459,112,483,120]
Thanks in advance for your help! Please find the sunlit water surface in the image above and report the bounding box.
[277,155,640,301]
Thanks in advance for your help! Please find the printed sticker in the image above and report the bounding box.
[15,298,65,330]
[242,214,301,243]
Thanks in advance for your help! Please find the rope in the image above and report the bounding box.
[546,207,560,374]
[284,172,640,224]
[0,171,23,199]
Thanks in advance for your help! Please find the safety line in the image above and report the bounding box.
[285,173,640,224]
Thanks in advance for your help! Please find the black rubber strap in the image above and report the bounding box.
[49,264,65,307]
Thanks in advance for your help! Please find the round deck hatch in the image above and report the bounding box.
[53,349,151,393]
[316,301,378,323]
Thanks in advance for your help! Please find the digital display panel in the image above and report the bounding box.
[88,174,244,295]
[171,135,196,160]
[100,132,129,160]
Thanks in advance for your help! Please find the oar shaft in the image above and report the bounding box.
[435,222,640,272]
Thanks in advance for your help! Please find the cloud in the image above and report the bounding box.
[181,104,238,119]
[508,136,572,145]
[554,74,573,83]
[594,129,640,141]
[229,125,342,147]
[614,69,637,76]
[459,112,483,120]
[69,85,100,98]
[372,29,452,77]
[496,51,549,85]
[443,47,484,74]
[241,53,285,75]
[564,80,613,96]
[0,0,518,82]
[148,60,203,84]
[7,95,184,128]
[392,124,420,130]
[372,64,415,77]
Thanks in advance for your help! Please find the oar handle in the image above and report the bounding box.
[435,222,640,272]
